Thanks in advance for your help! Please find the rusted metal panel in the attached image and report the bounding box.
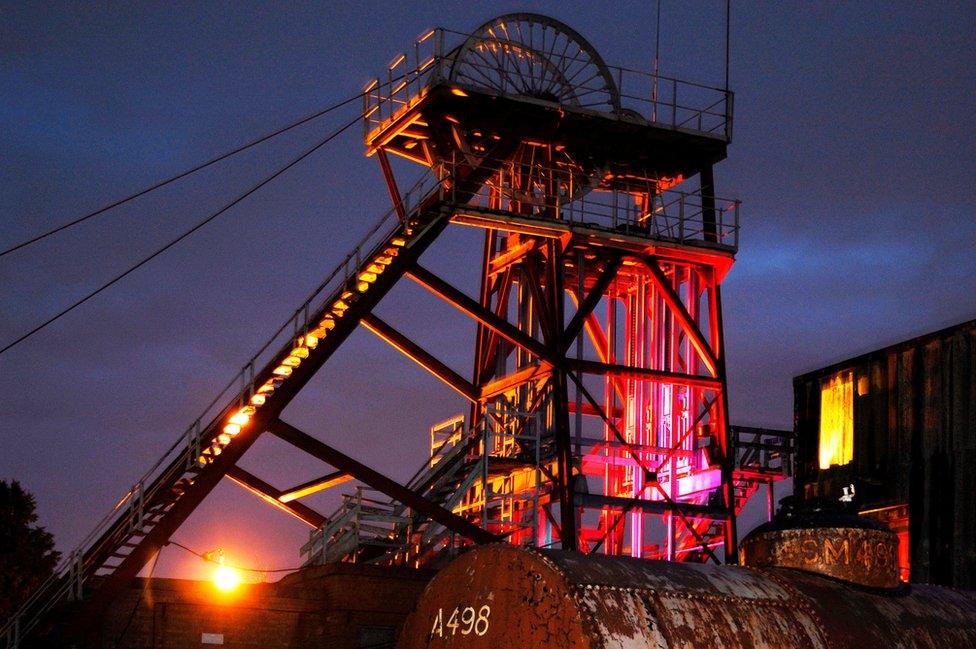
[786,568,976,649]
[740,527,900,589]
[398,544,589,647]
[398,544,976,648]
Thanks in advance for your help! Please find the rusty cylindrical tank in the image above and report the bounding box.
[397,543,976,648]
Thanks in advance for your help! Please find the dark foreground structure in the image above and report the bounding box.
[88,527,976,648]
[794,319,976,588]
[96,563,432,649]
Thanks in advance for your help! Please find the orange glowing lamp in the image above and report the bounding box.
[208,549,242,592]
[214,564,241,592]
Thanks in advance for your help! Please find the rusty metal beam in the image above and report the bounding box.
[477,266,515,385]
[562,256,621,352]
[641,257,719,376]
[568,401,622,418]
[268,419,500,545]
[479,363,552,400]
[712,284,737,562]
[225,466,325,528]
[576,493,727,520]
[576,306,626,403]
[278,470,353,503]
[361,313,479,402]
[571,358,723,391]
[488,238,537,276]
[523,256,555,344]
[377,149,407,221]
[406,264,552,362]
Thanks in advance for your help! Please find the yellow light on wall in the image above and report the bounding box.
[819,372,854,469]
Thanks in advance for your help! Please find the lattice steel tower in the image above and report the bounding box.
[4,12,770,648]
[334,13,743,563]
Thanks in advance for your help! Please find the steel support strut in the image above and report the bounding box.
[226,466,326,528]
[268,419,500,545]
[549,239,577,551]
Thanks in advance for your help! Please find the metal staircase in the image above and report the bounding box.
[303,403,551,567]
[302,417,486,567]
[1,157,514,646]
[305,417,793,567]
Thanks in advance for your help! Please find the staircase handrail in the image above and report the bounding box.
[1,165,444,642]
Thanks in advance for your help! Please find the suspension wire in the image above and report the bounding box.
[654,0,661,72]
[167,540,304,573]
[0,108,364,358]
[725,0,731,92]
[0,88,369,259]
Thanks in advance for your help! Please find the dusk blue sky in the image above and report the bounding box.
[2,1,973,580]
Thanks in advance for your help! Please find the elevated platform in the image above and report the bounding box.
[363,19,733,188]
[367,82,729,182]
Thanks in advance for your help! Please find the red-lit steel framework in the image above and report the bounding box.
[364,13,737,562]
[2,14,794,647]
[300,14,794,568]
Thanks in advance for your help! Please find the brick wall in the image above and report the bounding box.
[98,563,434,649]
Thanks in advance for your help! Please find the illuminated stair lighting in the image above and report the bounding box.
[228,412,250,427]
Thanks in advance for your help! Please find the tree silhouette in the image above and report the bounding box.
[0,480,60,622]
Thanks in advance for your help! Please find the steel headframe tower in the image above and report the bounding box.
[364,13,741,562]
[1,13,753,647]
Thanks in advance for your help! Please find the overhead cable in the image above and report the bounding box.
[0,87,370,258]
[167,540,304,573]
[0,109,364,358]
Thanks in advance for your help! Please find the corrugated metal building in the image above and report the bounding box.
[793,319,976,588]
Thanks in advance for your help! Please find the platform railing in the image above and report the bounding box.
[441,154,740,251]
[732,426,795,478]
[364,27,733,143]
